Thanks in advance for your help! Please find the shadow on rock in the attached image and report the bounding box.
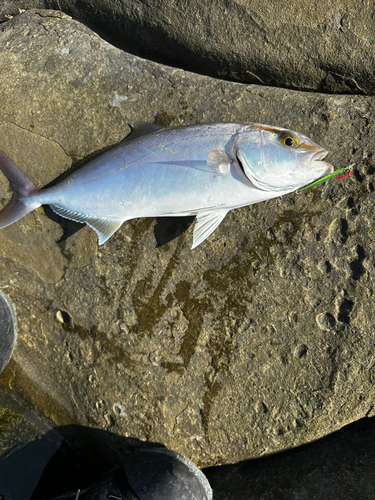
[42,210,196,247]
[154,216,195,247]
[2,412,375,499]
[204,416,375,500]
[42,205,85,243]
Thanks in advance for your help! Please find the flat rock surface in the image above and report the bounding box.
[1,10,375,468]
[2,0,375,93]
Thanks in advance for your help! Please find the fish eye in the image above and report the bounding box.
[280,134,297,147]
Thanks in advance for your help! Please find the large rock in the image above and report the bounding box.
[1,0,374,93]
[0,10,375,468]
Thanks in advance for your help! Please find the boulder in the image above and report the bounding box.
[0,10,375,468]
[1,0,374,93]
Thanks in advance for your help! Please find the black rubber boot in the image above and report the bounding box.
[0,290,17,374]
[51,448,212,500]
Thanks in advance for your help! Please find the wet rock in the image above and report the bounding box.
[2,0,375,93]
[1,10,375,468]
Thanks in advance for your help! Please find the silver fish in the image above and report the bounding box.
[0,122,333,248]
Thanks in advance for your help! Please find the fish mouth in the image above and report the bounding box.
[312,150,332,174]
[299,148,328,166]
[313,149,328,162]
[301,148,331,173]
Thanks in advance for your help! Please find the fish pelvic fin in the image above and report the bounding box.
[192,209,228,249]
[50,205,124,245]
[0,150,40,229]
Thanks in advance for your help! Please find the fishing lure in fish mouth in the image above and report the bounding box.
[299,164,354,191]
[0,122,334,249]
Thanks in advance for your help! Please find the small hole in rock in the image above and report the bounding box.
[56,310,71,324]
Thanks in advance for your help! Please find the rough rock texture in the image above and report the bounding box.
[1,10,375,469]
[2,0,375,93]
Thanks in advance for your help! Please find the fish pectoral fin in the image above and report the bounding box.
[207,150,232,175]
[192,209,228,249]
[50,205,125,245]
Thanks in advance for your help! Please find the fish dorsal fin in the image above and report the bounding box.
[50,205,125,245]
[122,122,163,143]
[192,209,228,249]
[207,150,232,175]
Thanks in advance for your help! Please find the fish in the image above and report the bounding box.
[0,122,333,249]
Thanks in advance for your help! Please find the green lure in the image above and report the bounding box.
[300,164,354,191]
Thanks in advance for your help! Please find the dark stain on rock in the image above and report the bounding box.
[201,379,222,442]
[131,236,184,337]
[201,323,236,440]
[63,322,135,369]
[115,218,155,320]
[162,280,212,374]
[97,275,113,306]
[115,218,154,273]
[132,270,155,315]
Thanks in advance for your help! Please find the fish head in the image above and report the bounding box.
[234,125,334,192]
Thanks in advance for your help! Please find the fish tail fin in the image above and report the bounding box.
[0,150,40,229]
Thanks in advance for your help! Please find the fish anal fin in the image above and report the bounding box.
[192,209,228,249]
[50,205,124,245]
[207,150,232,175]
[90,219,124,245]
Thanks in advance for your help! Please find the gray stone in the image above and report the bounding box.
[0,0,45,21]
[0,10,375,469]
[2,0,374,93]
